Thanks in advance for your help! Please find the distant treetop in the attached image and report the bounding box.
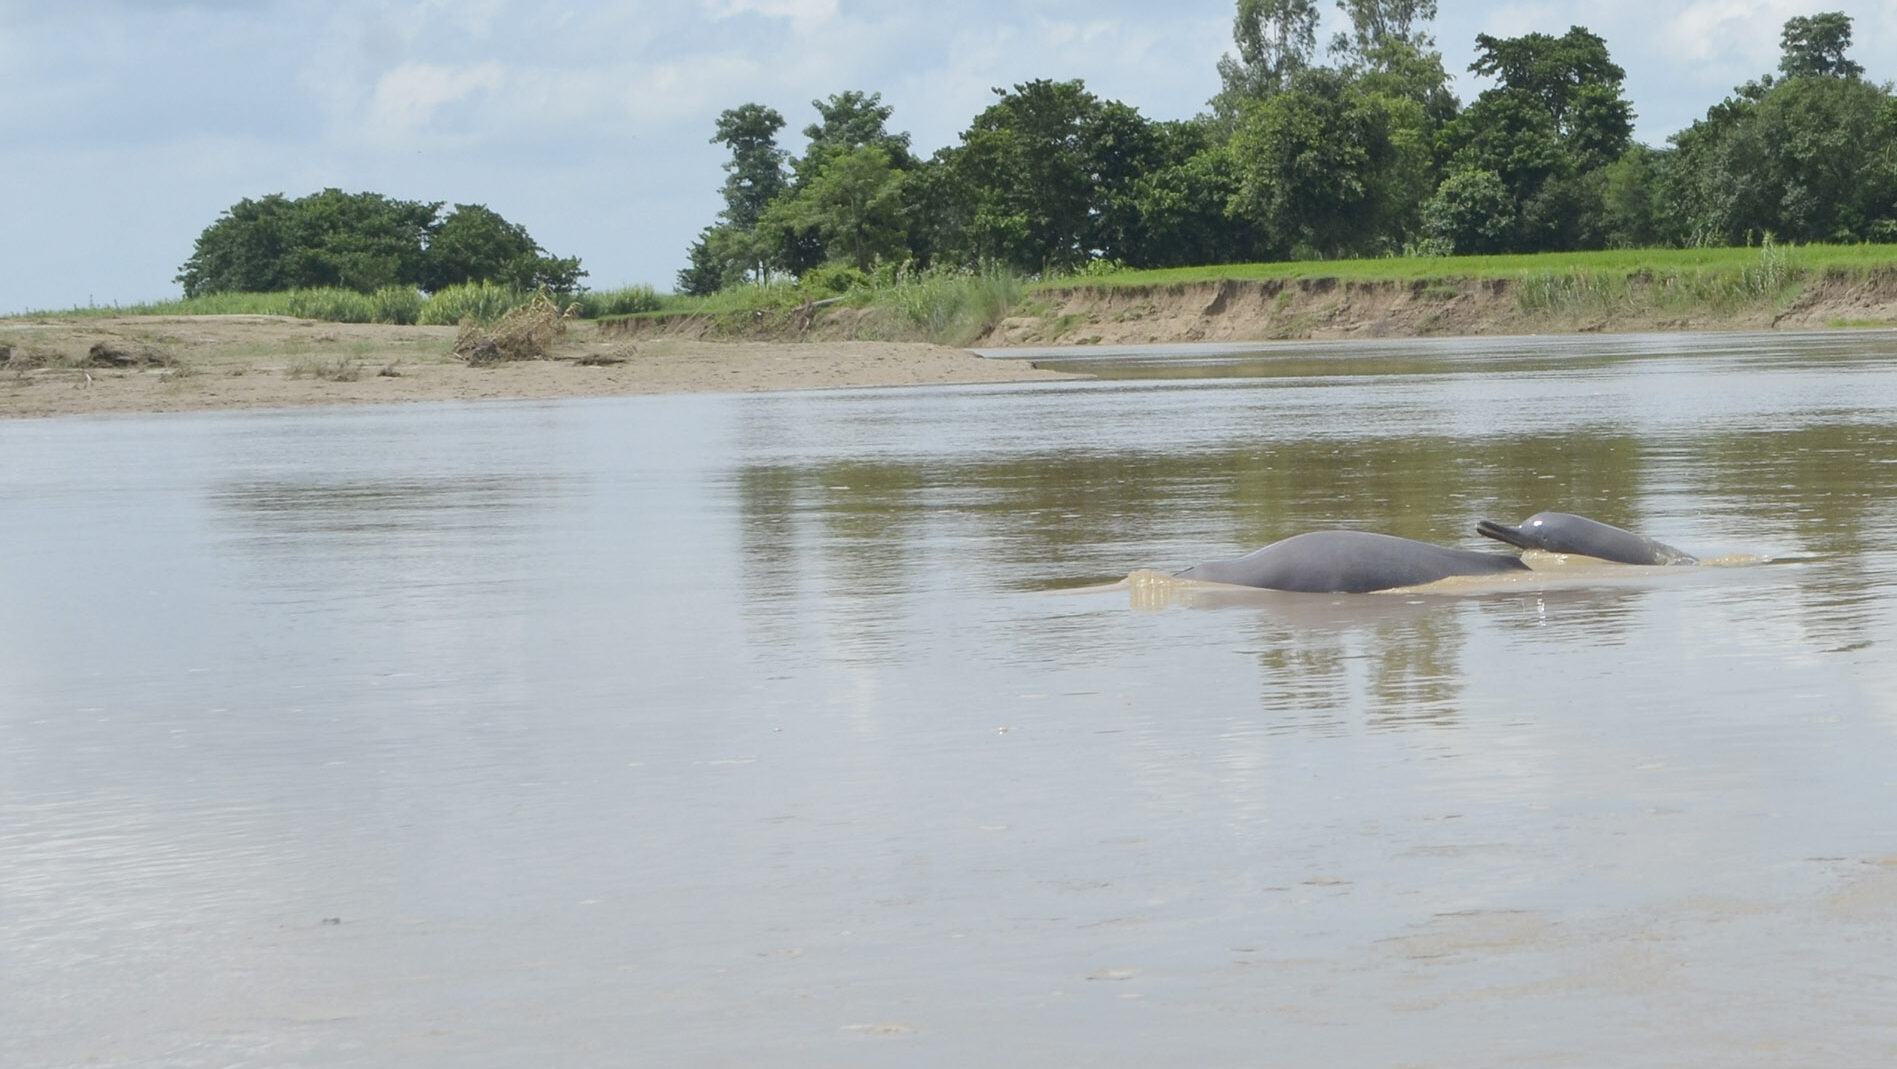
[176,191,582,298]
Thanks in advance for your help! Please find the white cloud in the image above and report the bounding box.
[1039,17,1120,49]
[1660,0,1806,66]
[362,61,507,144]
[623,52,772,126]
[699,0,838,28]
[414,0,508,36]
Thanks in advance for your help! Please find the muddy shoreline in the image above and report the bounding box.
[0,315,1079,420]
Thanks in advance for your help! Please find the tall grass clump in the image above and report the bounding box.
[1652,238,1807,311]
[279,285,424,323]
[665,279,807,317]
[1510,240,1808,320]
[132,292,288,316]
[568,284,662,318]
[1514,269,1633,318]
[419,281,523,325]
[875,263,1025,345]
[281,287,381,323]
[1730,237,1803,302]
[369,286,424,325]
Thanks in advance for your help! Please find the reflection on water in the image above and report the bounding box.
[215,475,556,533]
[6,331,1897,1065]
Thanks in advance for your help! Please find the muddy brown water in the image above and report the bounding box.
[6,330,1897,1066]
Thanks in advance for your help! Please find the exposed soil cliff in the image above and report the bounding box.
[984,271,1897,346]
[602,270,1897,348]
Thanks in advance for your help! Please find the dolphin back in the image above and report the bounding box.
[1177,530,1529,593]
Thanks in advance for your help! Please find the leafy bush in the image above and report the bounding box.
[799,263,869,296]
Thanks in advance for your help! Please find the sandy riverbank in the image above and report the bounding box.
[0,315,1081,419]
[13,269,1897,419]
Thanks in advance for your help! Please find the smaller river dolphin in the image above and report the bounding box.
[1476,511,1698,565]
[1176,530,1531,593]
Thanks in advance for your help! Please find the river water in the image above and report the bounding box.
[5,330,1897,1066]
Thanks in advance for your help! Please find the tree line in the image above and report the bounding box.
[176,189,584,298]
[679,4,1897,294]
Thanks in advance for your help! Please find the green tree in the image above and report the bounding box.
[420,204,584,295]
[929,79,1163,274]
[1083,100,1173,264]
[681,103,791,289]
[285,189,439,292]
[895,153,963,271]
[178,189,440,296]
[1665,71,1897,245]
[797,91,914,181]
[1212,0,1321,120]
[1467,27,1630,140]
[1431,26,1635,252]
[179,191,582,298]
[421,204,534,291]
[676,225,757,296]
[712,103,789,232]
[1129,133,1274,267]
[764,91,917,275]
[1348,37,1457,123]
[1330,0,1437,65]
[176,193,299,296]
[1663,12,1896,245]
[1597,145,1669,248]
[1421,168,1515,253]
[757,145,909,273]
[1229,68,1411,255]
[1229,66,1437,258]
[1780,11,1863,79]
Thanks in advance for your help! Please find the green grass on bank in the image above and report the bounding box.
[15,244,1897,343]
[629,264,1026,347]
[1034,242,1897,290]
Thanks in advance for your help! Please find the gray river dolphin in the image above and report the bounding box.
[1175,530,1531,593]
[1476,511,1698,565]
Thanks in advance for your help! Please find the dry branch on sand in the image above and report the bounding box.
[451,291,572,365]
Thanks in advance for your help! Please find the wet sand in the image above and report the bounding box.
[1,315,1080,419]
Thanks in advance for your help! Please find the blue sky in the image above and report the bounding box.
[3,0,1892,313]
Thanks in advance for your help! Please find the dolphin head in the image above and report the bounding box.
[1477,511,1698,566]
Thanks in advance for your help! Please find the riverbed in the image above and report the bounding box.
[5,330,1897,1066]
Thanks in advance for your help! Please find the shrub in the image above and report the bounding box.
[799,263,869,296]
